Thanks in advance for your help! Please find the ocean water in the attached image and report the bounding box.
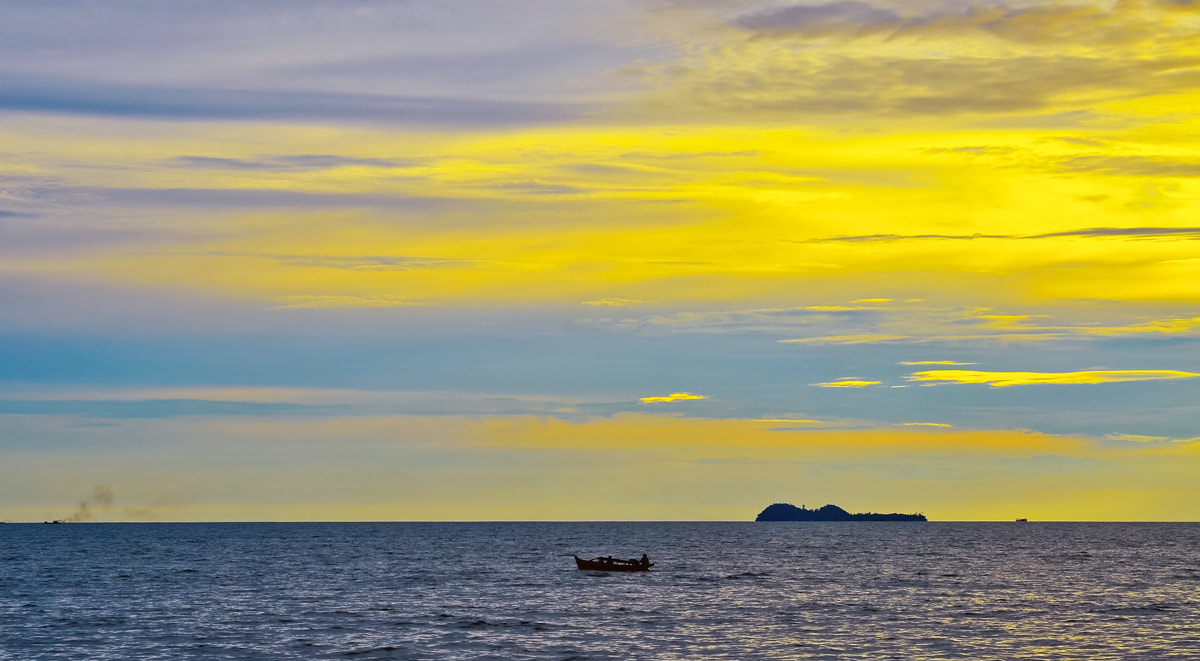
[1,522,1198,660]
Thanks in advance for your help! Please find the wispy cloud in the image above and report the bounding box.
[581,298,650,307]
[203,253,480,272]
[632,0,1200,123]
[490,181,586,196]
[590,302,1200,347]
[1034,227,1200,239]
[813,378,881,388]
[1082,317,1200,337]
[0,72,586,126]
[0,398,344,419]
[907,369,1200,388]
[1055,155,1200,178]
[66,186,451,210]
[813,227,1200,242]
[639,392,707,404]
[735,1,1173,46]
[811,233,1009,243]
[167,155,417,172]
[898,360,976,366]
[1105,433,1172,443]
[269,295,419,309]
[781,334,909,345]
[736,1,902,38]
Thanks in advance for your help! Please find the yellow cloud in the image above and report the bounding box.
[907,369,1200,387]
[900,422,954,428]
[639,392,707,404]
[473,413,1081,454]
[813,379,881,388]
[6,116,1200,325]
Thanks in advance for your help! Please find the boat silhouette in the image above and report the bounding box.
[574,554,653,572]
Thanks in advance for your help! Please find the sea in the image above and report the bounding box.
[1,522,1198,660]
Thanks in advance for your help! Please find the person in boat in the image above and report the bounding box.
[640,554,650,567]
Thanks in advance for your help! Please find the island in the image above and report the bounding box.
[755,503,927,522]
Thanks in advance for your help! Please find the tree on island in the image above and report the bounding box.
[755,503,927,522]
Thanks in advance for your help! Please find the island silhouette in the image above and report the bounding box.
[756,503,927,522]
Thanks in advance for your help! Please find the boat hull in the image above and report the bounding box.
[574,556,652,572]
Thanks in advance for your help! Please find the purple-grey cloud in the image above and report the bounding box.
[168,155,417,171]
[62,186,453,210]
[736,1,1172,46]
[1056,155,1200,177]
[737,1,901,36]
[192,253,481,271]
[0,72,586,126]
[1032,227,1200,239]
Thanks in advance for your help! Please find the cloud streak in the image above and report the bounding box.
[813,227,1200,242]
[639,392,707,404]
[813,379,881,388]
[167,155,417,172]
[86,187,451,210]
[0,398,344,419]
[198,253,481,272]
[0,73,585,126]
[781,335,910,345]
[907,369,1200,388]
[736,1,1177,46]
[633,0,1200,121]
[1056,155,1200,177]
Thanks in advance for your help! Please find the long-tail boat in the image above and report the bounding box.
[574,554,653,572]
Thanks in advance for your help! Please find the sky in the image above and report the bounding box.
[2,0,1200,522]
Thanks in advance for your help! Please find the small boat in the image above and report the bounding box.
[1015,518,1028,522]
[574,554,653,572]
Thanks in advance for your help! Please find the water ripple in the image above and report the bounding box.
[1,522,1198,659]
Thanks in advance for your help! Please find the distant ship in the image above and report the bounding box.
[1015,518,1028,522]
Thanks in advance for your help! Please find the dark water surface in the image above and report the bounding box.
[1,522,1198,659]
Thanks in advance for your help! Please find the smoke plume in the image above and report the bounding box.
[63,485,115,522]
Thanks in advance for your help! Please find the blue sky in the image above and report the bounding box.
[2,0,1200,521]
